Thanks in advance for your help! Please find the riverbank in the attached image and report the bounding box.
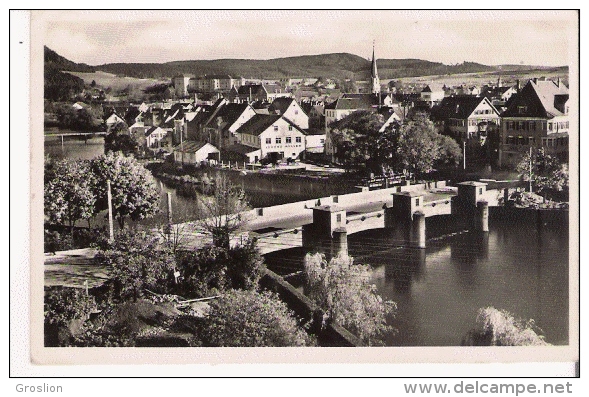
[145,161,364,207]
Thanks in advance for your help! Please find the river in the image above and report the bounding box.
[45,137,570,346]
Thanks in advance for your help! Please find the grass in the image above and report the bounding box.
[383,67,569,88]
[67,71,167,92]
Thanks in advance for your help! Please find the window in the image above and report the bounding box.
[286,136,292,144]
[528,137,535,145]
[275,137,281,144]
[320,138,325,144]
[336,213,342,223]
[479,188,483,195]
[273,125,279,131]
[266,138,271,144]
[415,198,420,206]
[294,110,299,115]
[296,136,302,143]
[288,125,293,131]
[548,123,552,131]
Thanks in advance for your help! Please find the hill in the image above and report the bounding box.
[44,46,95,73]
[45,47,568,90]
[45,46,97,101]
[96,53,564,82]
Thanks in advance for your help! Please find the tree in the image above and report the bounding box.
[90,152,160,229]
[95,230,176,301]
[196,174,250,248]
[105,123,139,156]
[90,80,96,88]
[516,147,569,197]
[395,112,442,179]
[55,103,102,132]
[303,253,396,346]
[44,158,96,232]
[330,110,392,174]
[466,307,550,346]
[198,290,312,347]
[436,134,463,168]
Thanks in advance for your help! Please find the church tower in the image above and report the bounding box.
[371,42,380,95]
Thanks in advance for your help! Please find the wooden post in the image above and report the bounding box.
[107,180,114,240]
[166,192,173,225]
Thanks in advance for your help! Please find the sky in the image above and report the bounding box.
[38,10,577,67]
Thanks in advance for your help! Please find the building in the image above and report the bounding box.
[105,112,126,131]
[221,144,262,164]
[145,126,169,149]
[235,114,307,160]
[268,97,309,129]
[371,44,380,95]
[420,83,445,106]
[173,74,193,97]
[236,84,293,103]
[189,75,245,93]
[431,96,501,141]
[173,141,220,165]
[498,78,569,167]
[201,101,257,148]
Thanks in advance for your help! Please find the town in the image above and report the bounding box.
[43,40,570,349]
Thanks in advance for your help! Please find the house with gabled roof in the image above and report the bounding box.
[430,95,501,141]
[420,83,445,106]
[105,112,126,132]
[268,97,309,129]
[201,101,257,149]
[237,84,293,103]
[173,141,220,165]
[145,126,169,149]
[234,114,307,160]
[498,78,569,167]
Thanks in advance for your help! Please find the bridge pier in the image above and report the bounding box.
[476,201,489,232]
[331,228,348,258]
[388,192,425,248]
[301,205,348,258]
[410,211,426,249]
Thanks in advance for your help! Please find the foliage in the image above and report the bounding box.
[225,239,264,290]
[436,134,463,167]
[95,230,176,301]
[54,103,103,132]
[45,68,86,101]
[330,110,392,174]
[475,307,550,346]
[44,158,96,230]
[176,239,263,298]
[90,152,160,229]
[516,148,569,195]
[105,123,139,156]
[303,253,396,345]
[196,174,250,248]
[395,112,445,178]
[44,286,96,326]
[198,290,312,347]
[176,247,229,298]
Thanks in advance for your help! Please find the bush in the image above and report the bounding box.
[304,253,396,345]
[44,286,97,326]
[95,230,176,301]
[198,290,312,347]
[463,307,550,346]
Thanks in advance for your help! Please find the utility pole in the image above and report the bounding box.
[529,146,533,193]
[463,141,466,170]
[107,179,114,241]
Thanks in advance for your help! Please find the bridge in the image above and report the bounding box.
[44,180,505,289]
[44,131,108,138]
[174,180,502,256]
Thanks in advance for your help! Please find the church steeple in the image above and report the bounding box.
[371,41,380,95]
